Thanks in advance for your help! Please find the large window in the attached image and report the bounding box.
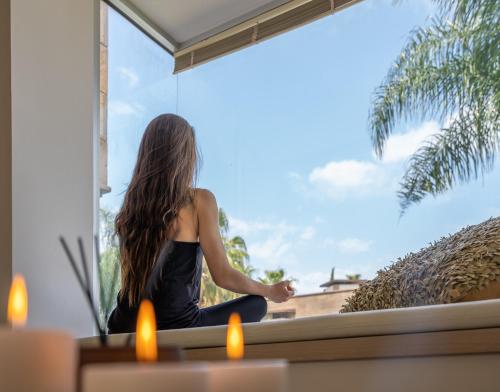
[98,3,178,321]
[99,0,499,319]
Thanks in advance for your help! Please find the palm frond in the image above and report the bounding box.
[435,0,498,26]
[370,0,499,212]
[227,236,248,251]
[399,105,500,213]
[218,208,229,235]
[371,15,497,156]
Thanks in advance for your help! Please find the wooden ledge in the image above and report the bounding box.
[185,327,500,362]
[80,299,500,349]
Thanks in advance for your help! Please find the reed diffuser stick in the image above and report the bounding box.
[59,236,107,345]
[78,237,92,299]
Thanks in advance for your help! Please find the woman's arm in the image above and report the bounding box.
[196,189,293,303]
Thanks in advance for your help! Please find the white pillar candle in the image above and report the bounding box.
[83,363,209,392]
[208,360,288,392]
[0,328,77,392]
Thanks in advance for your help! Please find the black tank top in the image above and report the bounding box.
[107,241,203,333]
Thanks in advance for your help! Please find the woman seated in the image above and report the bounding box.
[108,114,294,333]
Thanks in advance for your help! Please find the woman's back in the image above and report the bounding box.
[108,192,204,333]
[164,195,199,242]
[108,240,203,333]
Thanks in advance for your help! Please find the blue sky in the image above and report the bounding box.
[102,0,500,294]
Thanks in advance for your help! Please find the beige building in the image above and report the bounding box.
[267,269,365,319]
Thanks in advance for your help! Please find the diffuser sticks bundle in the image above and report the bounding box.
[59,236,107,345]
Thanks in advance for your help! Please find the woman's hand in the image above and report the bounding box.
[266,280,295,303]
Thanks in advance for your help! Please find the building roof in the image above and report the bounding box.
[320,279,366,288]
[320,267,366,288]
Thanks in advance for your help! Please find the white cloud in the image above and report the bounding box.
[232,218,296,264]
[305,121,442,200]
[381,121,439,163]
[228,216,294,236]
[336,238,373,254]
[228,216,316,269]
[323,237,373,254]
[248,235,291,261]
[309,160,388,199]
[300,226,315,241]
[291,271,330,295]
[108,100,144,116]
[118,67,139,87]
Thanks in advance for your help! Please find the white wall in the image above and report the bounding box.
[0,0,12,324]
[11,0,99,336]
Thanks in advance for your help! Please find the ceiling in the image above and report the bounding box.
[108,0,289,51]
[106,0,363,72]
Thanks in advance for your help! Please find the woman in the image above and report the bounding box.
[108,114,294,333]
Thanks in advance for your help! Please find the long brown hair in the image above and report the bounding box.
[115,114,199,306]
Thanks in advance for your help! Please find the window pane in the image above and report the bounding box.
[100,0,500,321]
[176,0,499,317]
[98,3,177,322]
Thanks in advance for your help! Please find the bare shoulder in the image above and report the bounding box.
[193,188,217,210]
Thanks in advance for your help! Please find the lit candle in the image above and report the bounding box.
[83,299,208,392]
[136,299,158,362]
[8,275,28,327]
[0,275,77,392]
[208,313,289,392]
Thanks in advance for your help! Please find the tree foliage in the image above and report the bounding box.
[98,208,120,327]
[370,0,499,214]
[258,268,296,285]
[200,209,255,306]
[258,268,285,285]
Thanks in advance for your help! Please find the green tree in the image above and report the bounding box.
[258,269,285,285]
[370,0,499,214]
[200,209,255,306]
[219,209,255,276]
[258,268,297,285]
[346,274,361,281]
[98,207,120,327]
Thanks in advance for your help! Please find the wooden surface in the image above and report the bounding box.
[288,355,500,392]
[80,299,500,349]
[79,345,184,367]
[185,327,500,362]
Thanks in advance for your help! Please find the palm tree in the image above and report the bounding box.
[258,269,285,285]
[370,0,499,214]
[346,274,361,281]
[258,268,297,285]
[200,208,255,306]
[219,209,255,276]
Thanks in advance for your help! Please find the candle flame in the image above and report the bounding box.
[226,312,244,360]
[7,275,28,327]
[136,299,157,362]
